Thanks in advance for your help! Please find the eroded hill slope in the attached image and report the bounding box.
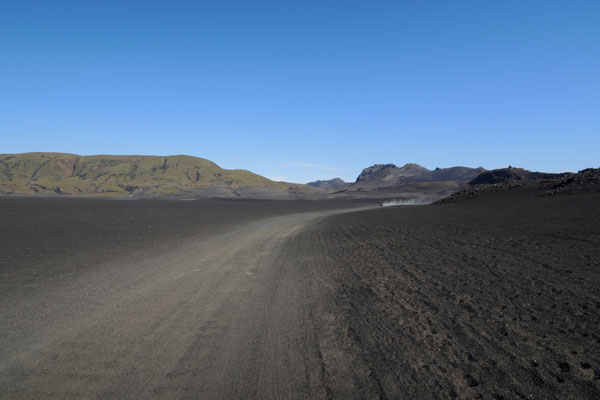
[0,153,288,196]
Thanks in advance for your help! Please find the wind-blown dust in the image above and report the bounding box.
[380,198,433,206]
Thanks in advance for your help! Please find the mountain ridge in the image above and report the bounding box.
[6,154,564,202]
[353,163,485,186]
[306,178,349,190]
[438,167,583,203]
[0,152,291,197]
[469,166,569,185]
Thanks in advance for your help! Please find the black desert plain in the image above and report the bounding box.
[3,1,599,398]
[1,165,599,399]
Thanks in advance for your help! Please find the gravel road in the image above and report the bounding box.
[1,192,599,399]
[0,200,368,399]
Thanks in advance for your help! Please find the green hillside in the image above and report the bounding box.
[0,153,288,196]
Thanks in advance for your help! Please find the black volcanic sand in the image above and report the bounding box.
[1,191,599,399]
[290,186,600,399]
[0,197,364,292]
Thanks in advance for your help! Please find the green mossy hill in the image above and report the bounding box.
[0,153,287,196]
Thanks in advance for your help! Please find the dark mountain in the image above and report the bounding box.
[306,178,349,190]
[430,166,486,182]
[355,163,430,185]
[439,167,585,203]
[470,167,570,185]
[326,162,487,202]
[354,163,485,186]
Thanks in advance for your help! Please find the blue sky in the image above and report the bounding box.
[1,1,598,183]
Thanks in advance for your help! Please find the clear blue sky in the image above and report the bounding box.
[1,1,598,183]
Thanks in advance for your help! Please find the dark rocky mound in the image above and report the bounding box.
[430,166,486,182]
[540,168,600,196]
[306,178,349,190]
[440,167,590,203]
[469,166,566,185]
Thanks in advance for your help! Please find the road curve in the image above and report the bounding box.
[0,206,369,399]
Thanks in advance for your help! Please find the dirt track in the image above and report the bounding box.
[0,199,370,398]
[1,193,599,399]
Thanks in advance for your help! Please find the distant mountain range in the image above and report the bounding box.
[353,163,485,185]
[0,153,303,197]
[305,163,487,201]
[307,163,485,190]
[3,153,575,202]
